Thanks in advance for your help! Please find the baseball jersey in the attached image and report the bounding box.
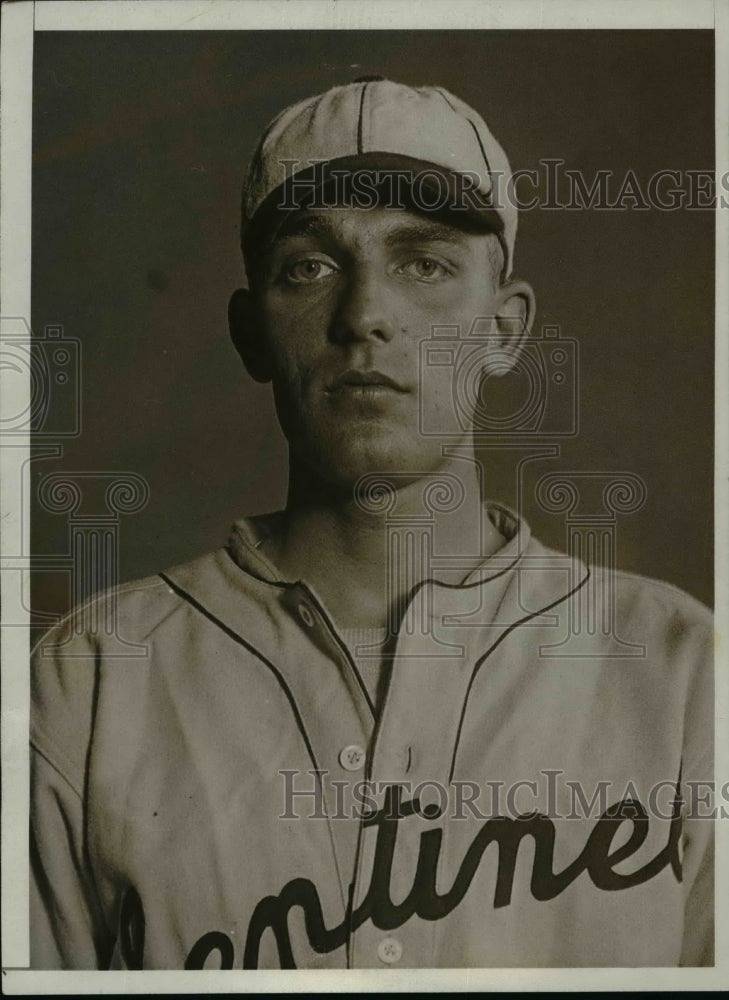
[30,504,714,969]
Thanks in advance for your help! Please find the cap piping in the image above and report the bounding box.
[357,81,368,155]
[436,87,493,177]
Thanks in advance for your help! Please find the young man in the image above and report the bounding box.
[30,79,714,969]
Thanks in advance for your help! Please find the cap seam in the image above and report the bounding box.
[436,87,493,177]
[357,81,368,154]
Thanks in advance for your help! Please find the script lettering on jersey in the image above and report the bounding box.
[174,783,682,969]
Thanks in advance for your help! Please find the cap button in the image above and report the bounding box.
[353,75,386,83]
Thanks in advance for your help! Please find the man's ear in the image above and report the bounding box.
[486,279,536,374]
[228,287,272,384]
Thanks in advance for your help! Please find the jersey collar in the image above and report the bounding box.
[226,501,530,588]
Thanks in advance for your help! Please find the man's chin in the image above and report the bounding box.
[303,441,459,496]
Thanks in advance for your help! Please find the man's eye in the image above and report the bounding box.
[399,257,450,280]
[285,258,337,283]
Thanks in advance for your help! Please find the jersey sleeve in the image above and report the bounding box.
[29,622,114,969]
[677,610,715,966]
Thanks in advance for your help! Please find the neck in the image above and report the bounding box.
[265,448,505,629]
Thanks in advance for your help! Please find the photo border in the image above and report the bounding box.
[1,0,727,992]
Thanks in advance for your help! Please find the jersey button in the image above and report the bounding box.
[377,936,402,964]
[339,744,366,771]
[297,602,315,627]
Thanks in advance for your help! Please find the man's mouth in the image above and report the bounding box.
[326,370,409,393]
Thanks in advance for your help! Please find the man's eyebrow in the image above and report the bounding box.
[272,214,333,243]
[382,222,473,248]
[269,214,485,248]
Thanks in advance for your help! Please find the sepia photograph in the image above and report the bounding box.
[1,0,727,992]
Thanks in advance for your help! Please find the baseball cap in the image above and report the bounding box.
[241,78,517,278]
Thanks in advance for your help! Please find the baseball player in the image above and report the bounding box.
[30,79,714,970]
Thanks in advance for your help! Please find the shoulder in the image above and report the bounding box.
[523,535,713,680]
[30,548,233,771]
[527,534,712,631]
[31,549,225,726]
[609,565,713,639]
[31,547,240,663]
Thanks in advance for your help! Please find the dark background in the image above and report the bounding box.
[31,30,714,619]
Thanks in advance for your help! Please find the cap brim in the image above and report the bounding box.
[243,152,505,275]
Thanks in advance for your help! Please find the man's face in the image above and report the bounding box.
[238,204,528,490]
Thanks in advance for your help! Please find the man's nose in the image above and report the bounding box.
[330,267,397,344]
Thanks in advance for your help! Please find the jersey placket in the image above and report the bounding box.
[345,565,520,968]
